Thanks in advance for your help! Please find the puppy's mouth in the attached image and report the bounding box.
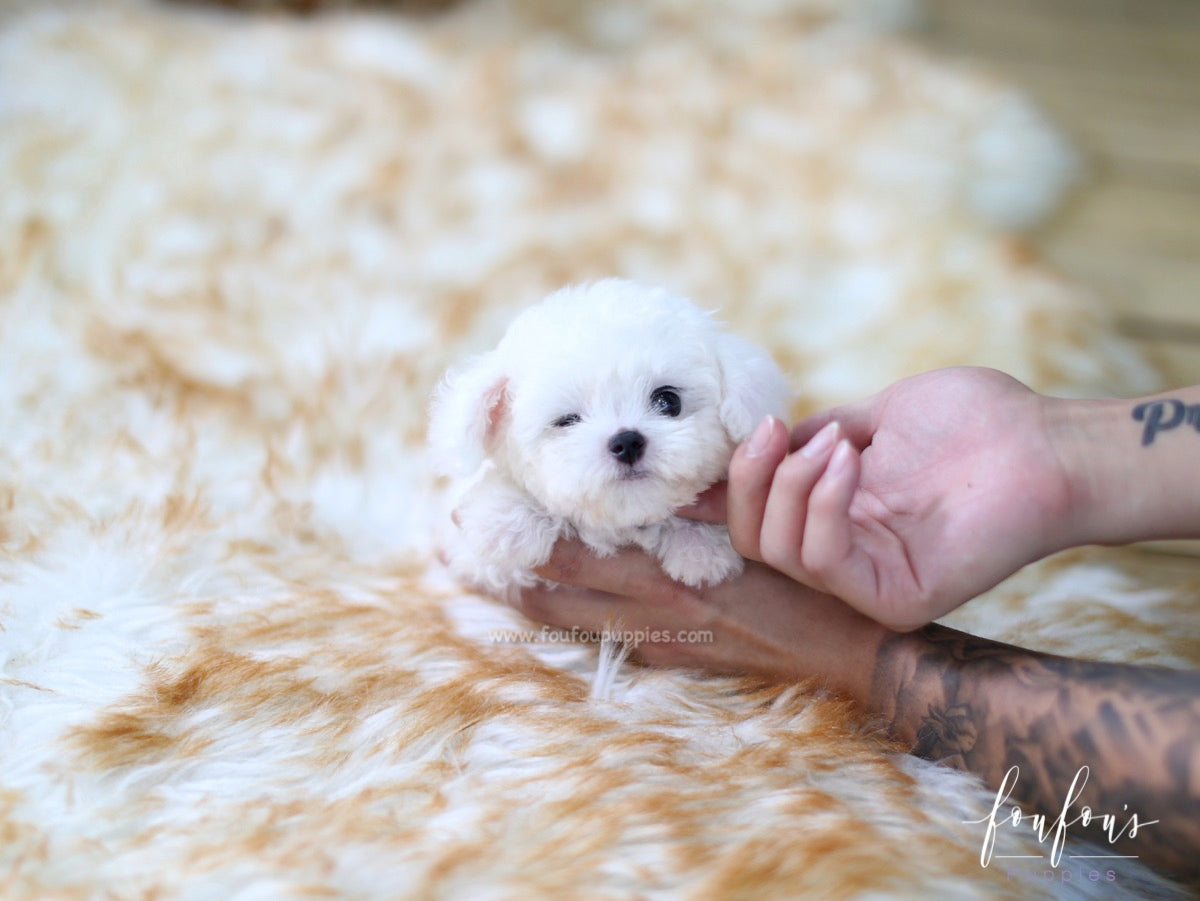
[614,467,650,483]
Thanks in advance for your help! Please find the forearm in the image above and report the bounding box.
[1051,386,1200,548]
[871,624,1200,881]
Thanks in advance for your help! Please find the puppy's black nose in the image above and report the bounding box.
[608,430,646,466]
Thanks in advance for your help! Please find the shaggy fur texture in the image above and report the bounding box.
[0,0,1194,898]
[429,280,791,592]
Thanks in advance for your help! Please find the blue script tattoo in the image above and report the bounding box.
[1131,399,1200,446]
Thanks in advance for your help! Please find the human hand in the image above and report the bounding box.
[693,367,1076,630]
[512,538,1200,884]
[511,541,887,699]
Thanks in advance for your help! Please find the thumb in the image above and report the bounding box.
[676,481,728,524]
[790,398,878,452]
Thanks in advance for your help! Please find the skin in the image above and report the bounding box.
[509,367,1200,882]
[703,366,1200,630]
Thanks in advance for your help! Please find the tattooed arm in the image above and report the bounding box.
[877,625,1200,881]
[514,550,1200,882]
[510,368,1200,880]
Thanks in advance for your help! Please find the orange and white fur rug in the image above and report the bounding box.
[1,1,1195,897]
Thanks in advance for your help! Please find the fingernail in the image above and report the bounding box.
[746,415,776,457]
[800,421,839,458]
[826,439,854,474]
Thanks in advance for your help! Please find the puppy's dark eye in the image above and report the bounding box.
[650,386,681,417]
[552,413,582,428]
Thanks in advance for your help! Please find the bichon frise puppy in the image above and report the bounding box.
[428,279,790,594]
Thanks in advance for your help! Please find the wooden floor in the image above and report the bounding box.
[920,1,1200,565]
[919,0,1200,389]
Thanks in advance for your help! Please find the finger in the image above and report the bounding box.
[725,415,790,559]
[755,421,841,572]
[799,439,870,597]
[534,539,683,602]
[789,399,877,452]
[512,582,708,673]
[510,582,634,634]
[676,481,728,524]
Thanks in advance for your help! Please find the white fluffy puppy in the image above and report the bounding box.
[428,279,790,594]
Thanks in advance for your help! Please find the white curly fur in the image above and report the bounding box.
[429,280,790,592]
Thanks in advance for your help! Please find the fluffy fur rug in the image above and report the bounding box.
[1,1,1195,897]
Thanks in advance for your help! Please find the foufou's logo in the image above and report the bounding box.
[965,765,1156,868]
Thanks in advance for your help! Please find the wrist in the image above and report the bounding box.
[1043,395,1124,548]
[870,625,1014,779]
[772,587,892,705]
[868,627,953,751]
[702,564,891,702]
[1048,389,1200,547]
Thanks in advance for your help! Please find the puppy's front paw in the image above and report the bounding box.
[652,520,744,588]
[446,480,563,594]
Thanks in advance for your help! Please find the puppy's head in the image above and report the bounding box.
[429,280,790,531]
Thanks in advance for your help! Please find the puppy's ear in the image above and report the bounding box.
[427,354,511,476]
[715,333,791,441]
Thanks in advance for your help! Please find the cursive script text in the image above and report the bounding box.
[1131,398,1200,446]
[968,765,1157,867]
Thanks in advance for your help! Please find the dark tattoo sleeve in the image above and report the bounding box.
[873,625,1200,882]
